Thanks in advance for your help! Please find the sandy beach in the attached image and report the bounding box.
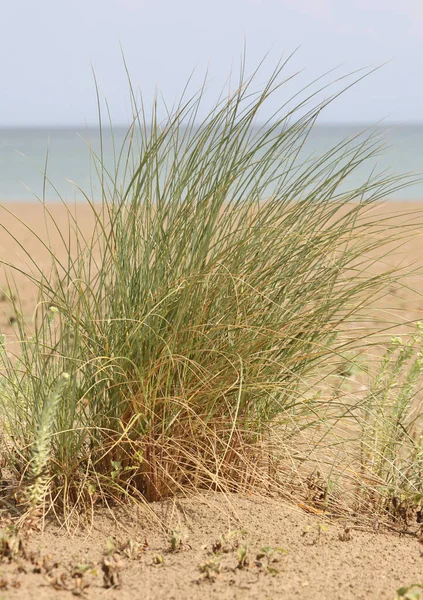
[0,200,423,599]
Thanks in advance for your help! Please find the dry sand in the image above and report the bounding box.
[0,494,423,600]
[0,201,423,599]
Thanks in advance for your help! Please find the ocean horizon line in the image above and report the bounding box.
[1,121,423,131]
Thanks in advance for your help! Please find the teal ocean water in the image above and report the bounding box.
[0,124,422,202]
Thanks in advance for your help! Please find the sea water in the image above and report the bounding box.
[0,124,421,202]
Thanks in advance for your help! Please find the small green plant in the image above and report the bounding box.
[121,538,147,560]
[211,530,246,554]
[199,556,221,581]
[317,522,328,535]
[256,546,288,561]
[396,584,423,600]
[301,522,329,545]
[256,546,288,576]
[105,538,116,557]
[73,562,97,575]
[26,372,70,510]
[102,553,123,589]
[152,554,165,566]
[236,545,249,569]
[0,526,24,562]
[168,530,182,553]
[358,324,423,517]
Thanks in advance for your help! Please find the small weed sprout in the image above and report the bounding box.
[199,556,221,581]
[317,522,329,535]
[104,538,116,557]
[256,546,288,561]
[396,584,423,600]
[338,525,352,542]
[168,530,182,553]
[236,545,249,569]
[0,526,24,562]
[121,539,147,560]
[301,522,329,546]
[256,546,288,576]
[212,530,245,554]
[102,553,123,589]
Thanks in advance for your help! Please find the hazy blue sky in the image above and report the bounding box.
[1,0,422,126]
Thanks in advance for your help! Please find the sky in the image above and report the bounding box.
[1,0,422,126]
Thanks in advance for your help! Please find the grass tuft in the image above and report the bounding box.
[0,56,422,522]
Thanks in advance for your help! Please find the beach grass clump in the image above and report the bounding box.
[0,58,420,517]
